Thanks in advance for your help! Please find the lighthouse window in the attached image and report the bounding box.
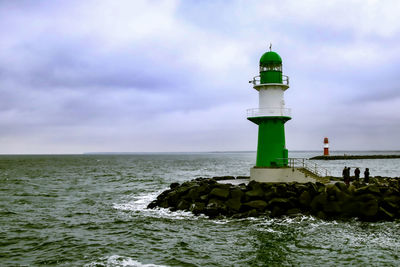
[260,64,282,72]
[271,64,282,71]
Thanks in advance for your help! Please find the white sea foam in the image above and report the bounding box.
[112,190,202,220]
[85,255,168,267]
[113,190,162,212]
[211,218,231,224]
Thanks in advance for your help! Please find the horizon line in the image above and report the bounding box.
[1,150,400,156]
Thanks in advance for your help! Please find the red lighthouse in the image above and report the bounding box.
[323,137,329,156]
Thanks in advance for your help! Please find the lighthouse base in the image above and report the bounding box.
[250,167,317,183]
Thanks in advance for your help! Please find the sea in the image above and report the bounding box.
[1,151,400,266]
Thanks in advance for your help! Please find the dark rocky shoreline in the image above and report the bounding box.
[148,176,400,221]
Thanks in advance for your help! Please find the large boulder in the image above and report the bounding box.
[209,187,230,200]
[383,188,400,197]
[268,197,292,210]
[160,201,170,208]
[199,194,209,202]
[190,202,206,215]
[184,186,200,201]
[260,182,274,191]
[287,208,302,216]
[165,191,180,207]
[382,199,398,212]
[264,186,278,201]
[246,209,260,217]
[226,198,242,212]
[310,192,328,213]
[299,191,312,207]
[176,199,191,211]
[316,182,326,193]
[156,189,173,201]
[245,181,265,200]
[245,188,265,199]
[294,184,308,194]
[383,195,400,205]
[341,201,361,218]
[147,200,158,209]
[174,184,192,198]
[323,200,341,214]
[356,193,378,203]
[206,198,227,216]
[334,182,348,193]
[170,182,180,189]
[326,184,341,199]
[243,200,268,211]
[271,206,285,217]
[355,185,381,195]
[196,183,212,195]
[230,188,244,200]
[378,207,395,220]
[226,188,244,213]
[335,190,352,203]
[359,198,379,218]
[305,182,319,197]
[180,180,199,190]
[275,183,289,197]
[247,180,262,191]
[285,190,298,198]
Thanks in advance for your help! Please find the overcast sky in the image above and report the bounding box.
[1,0,400,154]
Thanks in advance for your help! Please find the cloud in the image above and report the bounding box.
[0,0,399,153]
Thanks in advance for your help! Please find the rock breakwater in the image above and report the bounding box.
[148,177,400,221]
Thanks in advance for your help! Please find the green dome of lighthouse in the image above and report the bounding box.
[259,50,283,84]
[259,51,282,65]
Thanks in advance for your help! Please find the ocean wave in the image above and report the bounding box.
[85,255,168,267]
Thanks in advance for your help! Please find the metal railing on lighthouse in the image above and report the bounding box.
[249,75,290,86]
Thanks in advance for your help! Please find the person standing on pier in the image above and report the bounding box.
[354,168,360,182]
[343,166,350,186]
[364,168,370,183]
[347,167,351,184]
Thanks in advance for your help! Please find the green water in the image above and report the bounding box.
[1,153,400,266]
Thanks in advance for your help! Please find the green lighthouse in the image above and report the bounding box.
[247,49,291,168]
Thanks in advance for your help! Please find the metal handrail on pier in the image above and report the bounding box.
[286,158,330,177]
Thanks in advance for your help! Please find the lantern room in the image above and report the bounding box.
[259,51,283,84]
